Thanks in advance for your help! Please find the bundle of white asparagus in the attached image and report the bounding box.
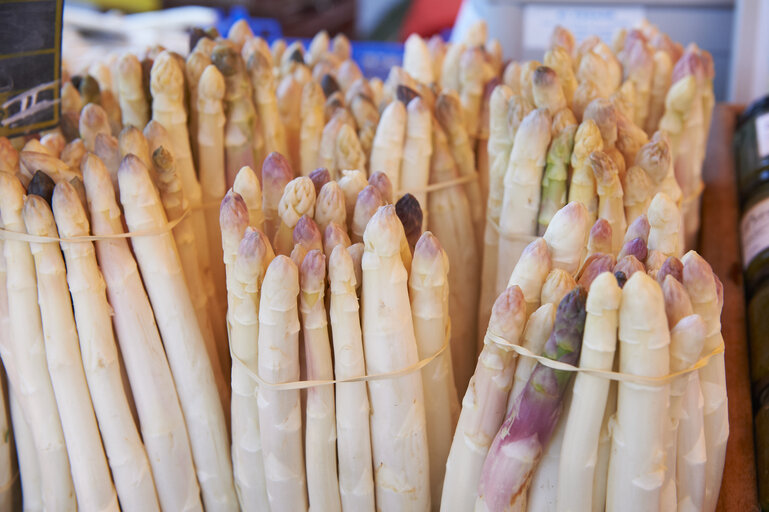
[0,15,722,512]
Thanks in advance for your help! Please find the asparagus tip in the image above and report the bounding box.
[27,171,56,206]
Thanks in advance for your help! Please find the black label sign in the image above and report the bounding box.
[0,0,63,136]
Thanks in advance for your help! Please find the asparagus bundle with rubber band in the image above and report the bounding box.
[441,286,527,512]
[118,155,238,511]
[257,255,308,511]
[0,172,76,511]
[82,154,201,511]
[22,193,119,512]
[328,244,375,512]
[362,205,430,510]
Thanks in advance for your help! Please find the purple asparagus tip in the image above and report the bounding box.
[395,193,423,251]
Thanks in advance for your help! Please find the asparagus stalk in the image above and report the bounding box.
[587,218,613,258]
[257,255,308,511]
[441,286,528,512]
[277,74,303,171]
[0,244,14,512]
[435,91,484,249]
[9,390,43,512]
[606,272,670,512]
[657,256,684,286]
[682,251,729,512]
[293,215,323,254]
[319,111,353,178]
[441,42,465,92]
[310,167,331,196]
[82,154,201,511]
[568,120,603,225]
[0,172,76,511]
[538,123,577,235]
[227,227,272,511]
[622,165,654,226]
[544,47,577,107]
[362,205,430,511]
[591,151,627,255]
[557,272,621,511]
[80,103,111,152]
[119,125,152,175]
[185,50,210,167]
[620,31,654,129]
[477,79,497,211]
[249,50,287,157]
[532,66,567,117]
[300,80,325,175]
[648,192,681,258]
[261,152,293,242]
[395,193,423,252]
[519,60,541,107]
[40,132,65,157]
[274,176,316,255]
[328,244,375,512]
[51,182,160,510]
[22,194,119,512]
[645,50,673,135]
[399,97,432,221]
[315,180,346,234]
[339,169,368,231]
[335,123,367,174]
[61,82,83,140]
[506,237,553,316]
[578,253,616,290]
[459,47,486,144]
[497,108,552,293]
[409,233,460,508]
[403,34,433,85]
[429,123,480,395]
[611,80,637,122]
[369,170,393,205]
[584,98,618,149]
[502,62,521,94]
[351,185,384,244]
[60,138,86,169]
[118,155,238,511]
[350,92,380,161]
[550,25,576,57]
[614,255,645,279]
[541,268,577,307]
[476,286,587,512]
[370,100,407,190]
[324,222,351,260]
[94,133,120,188]
[616,112,649,170]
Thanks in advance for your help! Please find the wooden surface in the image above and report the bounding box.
[701,104,760,511]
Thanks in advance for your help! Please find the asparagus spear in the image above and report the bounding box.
[94,133,120,188]
[319,110,354,178]
[408,233,460,507]
[324,222,351,260]
[82,154,201,511]
[584,98,618,150]
[622,165,654,226]
[506,237,553,317]
[497,108,552,293]
[544,47,577,108]
[435,91,484,250]
[549,25,576,57]
[606,272,671,512]
[22,194,119,512]
[648,192,681,258]
[257,255,308,511]
[532,66,567,117]
[370,100,407,190]
[477,79,497,211]
[645,50,673,135]
[9,390,43,511]
[350,92,380,161]
[476,286,587,512]
[362,205,430,510]
[611,80,637,122]
[248,50,287,158]
[315,180,346,234]
[616,112,649,170]
[119,155,238,511]
[309,167,331,196]
[682,251,729,512]
[568,119,603,225]
[557,272,621,512]
[52,182,160,510]
[538,123,577,235]
[657,256,684,286]
[300,80,325,175]
[277,74,303,171]
[503,61,522,94]
[80,103,111,152]
[591,151,627,255]
[620,31,654,129]
[61,81,83,140]
[399,97,432,221]
[351,185,384,244]
[441,42,465,93]
[335,123,367,173]
[429,123,480,395]
[0,172,76,511]
[578,253,616,291]
[0,137,19,174]
[226,19,253,51]
[274,176,316,255]
[519,60,541,107]
[185,50,211,167]
[119,125,152,172]
[293,215,323,254]
[60,138,86,169]
[459,47,486,144]
[614,255,645,279]
[395,193,423,251]
[404,34,434,85]
[369,170,393,204]
[543,201,591,275]
[327,244,375,512]
[338,169,368,232]
[441,286,528,512]
[587,218,613,258]
[261,152,293,241]
[541,268,577,307]
[40,132,65,157]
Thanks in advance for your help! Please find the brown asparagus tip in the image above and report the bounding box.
[589,151,618,184]
[588,218,613,254]
[614,271,628,288]
[320,74,341,98]
[583,98,618,146]
[663,274,694,327]
[369,171,394,204]
[220,190,249,235]
[624,214,650,244]
[395,193,423,250]
[79,75,101,104]
[532,66,558,88]
[614,255,644,280]
[188,27,211,54]
[300,249,326,293]
[288,47,304,64]
[618,237,648,263]
[152,145,173,171]
[578,253,616,291]
[489,285,527,340]
[309,168,331,196]
[27,171,56,206]
[396,85,420,105]
[211,43,240,76]
[293,214,322,249]
[657,256,683,285]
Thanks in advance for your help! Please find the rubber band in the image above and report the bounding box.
[484,214,539,244]
[0,208,191,243]
[395,173,478,196]
[232,336,450,391]
[483,330,724,385]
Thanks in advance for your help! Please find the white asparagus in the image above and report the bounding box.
[362,205,430,511]
[229,228,272,511]
[116,53,150,129]
[328,244,376,512]
[441,286,527,512]
[0,172,76,511]
[0,276,12,512]
[338,169,368,232]
[648,192,681,258]
[370,101,407,190]
[22,194,119,512]
[606,272,670,512]
[506,238,552,316]
[52,182,159,511]
[403,34,434,85]
[300,81,325,176]
[399,97,432,219]
[543,202,591,275]
[82,154,202,512]
[409,232,460,509]
[257,256,308,511]
[118,155,238,511]
[299,250,342,512]
[557,272,621,512]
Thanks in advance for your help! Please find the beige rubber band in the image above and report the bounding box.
[233,336,449,391]
[395,173,478,196]
[485,214,539,244]
[483,330,724,385]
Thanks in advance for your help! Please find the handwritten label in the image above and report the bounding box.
[0,0,63,136]
[523,5,645,50]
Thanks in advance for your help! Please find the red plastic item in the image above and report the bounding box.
[400,0,462,40]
